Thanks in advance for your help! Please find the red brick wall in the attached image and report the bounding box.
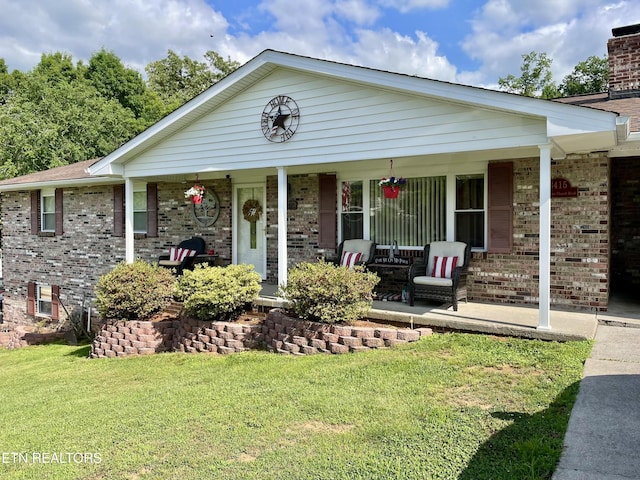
[608,30,640,94]
[469,153,610,310]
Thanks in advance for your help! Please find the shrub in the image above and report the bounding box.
[279,260,380,324]
[175,264,262,322]
[95,259,175,322]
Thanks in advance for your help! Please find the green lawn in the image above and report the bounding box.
[0,333,591,480]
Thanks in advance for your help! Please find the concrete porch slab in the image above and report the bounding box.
[256,283,598,341]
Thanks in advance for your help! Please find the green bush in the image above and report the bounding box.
[175,264,262,322]
[95,259,175,322]
[279,260,380,324]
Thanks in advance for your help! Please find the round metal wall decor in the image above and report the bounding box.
[261,95,300,142]
[191,188,220,227]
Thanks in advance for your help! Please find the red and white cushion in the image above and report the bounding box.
[169,247,196,262]
[341,251,363,268]
[432,256,458,278]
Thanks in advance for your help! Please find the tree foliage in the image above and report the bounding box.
[0,48,240,179]
[146,49,240,110]
[558,55,609,96]
[499,51,608,99]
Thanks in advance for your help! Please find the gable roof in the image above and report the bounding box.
[88,49,622,178]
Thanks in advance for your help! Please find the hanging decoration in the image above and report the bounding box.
[379,159,406,199]
[242,197,262,249]
[185,175,205,204]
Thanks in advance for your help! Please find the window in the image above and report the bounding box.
[40,189,56,232]
[370,176,446,246]
[133,186,147,234]
[341,181,363,241]
[455,174,485,249]
[27,282,59,319]
[37,285,52,316]
[31,188,63,235]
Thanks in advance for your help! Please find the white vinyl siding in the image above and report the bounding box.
[123,70,548,177]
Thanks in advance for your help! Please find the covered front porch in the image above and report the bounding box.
[254,283,634,342]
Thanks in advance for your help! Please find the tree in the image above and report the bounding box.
[559,55,608,96]
[498,51,559,99]
[0,60,138,178]
[146,50,240,110]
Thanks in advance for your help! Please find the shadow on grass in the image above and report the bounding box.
[458,381,581,480]
[64,344,92,358]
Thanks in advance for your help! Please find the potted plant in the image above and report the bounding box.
[185,185,205,204]
[379,176,406,199]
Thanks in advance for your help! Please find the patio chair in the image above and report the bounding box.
[407,241,470,311]
[333,239,377,268]
[158,236,206,275]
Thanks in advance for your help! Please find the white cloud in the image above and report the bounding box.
[377,0,450,14]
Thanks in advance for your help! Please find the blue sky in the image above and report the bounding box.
[1,0,639,89]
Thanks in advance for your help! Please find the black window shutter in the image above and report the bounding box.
[318,174,337,249]
[146,183,158,237]
[27,281,36,315]
[113,185,124,237]
[30,191,40,235]
[488,162,514,253]
[55,188,64,236]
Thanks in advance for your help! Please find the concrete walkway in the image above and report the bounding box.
[553,325,640,479]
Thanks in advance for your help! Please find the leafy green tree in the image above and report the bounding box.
[498,51,559,99]
[559,55,608,96]
[0,68,137,178]
[146,49,240,110]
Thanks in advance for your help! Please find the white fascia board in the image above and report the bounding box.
[0,177,119,193]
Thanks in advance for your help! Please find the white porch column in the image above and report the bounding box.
[538,143,552,330]
[277,167,288,287]
[125,177,135,264]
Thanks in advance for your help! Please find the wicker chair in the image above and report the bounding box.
[333,239,377,268]
[408,241,470,311]
[158,236,206,275]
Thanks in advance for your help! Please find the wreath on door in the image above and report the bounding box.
[242,199,262,222]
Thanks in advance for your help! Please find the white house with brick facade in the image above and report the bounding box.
[2,24,640,336]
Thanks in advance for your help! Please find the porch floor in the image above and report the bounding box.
[253,283,640,341]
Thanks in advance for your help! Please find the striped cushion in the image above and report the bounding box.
[169,247,196,262]
[341,251,363,268]
[432,256,458,278]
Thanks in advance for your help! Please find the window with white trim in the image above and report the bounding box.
[40,189,56,232]
[37,284,52,317]
[370,176,446,246]
[455,174,485,249]
[339,172,486,249]
[133,185,147,234]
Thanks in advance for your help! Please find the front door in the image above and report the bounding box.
[235,184,267,280]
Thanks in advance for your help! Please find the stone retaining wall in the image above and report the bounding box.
[0,326,65,349]
[264,310,431,355]
[90,309,430,359]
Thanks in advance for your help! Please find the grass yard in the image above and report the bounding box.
[0,333,591,480]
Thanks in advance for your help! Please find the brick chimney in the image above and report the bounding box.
[608,23,640,99]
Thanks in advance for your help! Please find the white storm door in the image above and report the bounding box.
[234,184,267,280]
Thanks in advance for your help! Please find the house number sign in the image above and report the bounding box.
[551,177,578,198]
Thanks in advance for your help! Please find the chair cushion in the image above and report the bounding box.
[169,247,196,262]
[427,241,467,275]
[342,240,374,262]
[413,276,453,287]
[341,251,363,268]
[158,260,182,267]
[432,256,458,278]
